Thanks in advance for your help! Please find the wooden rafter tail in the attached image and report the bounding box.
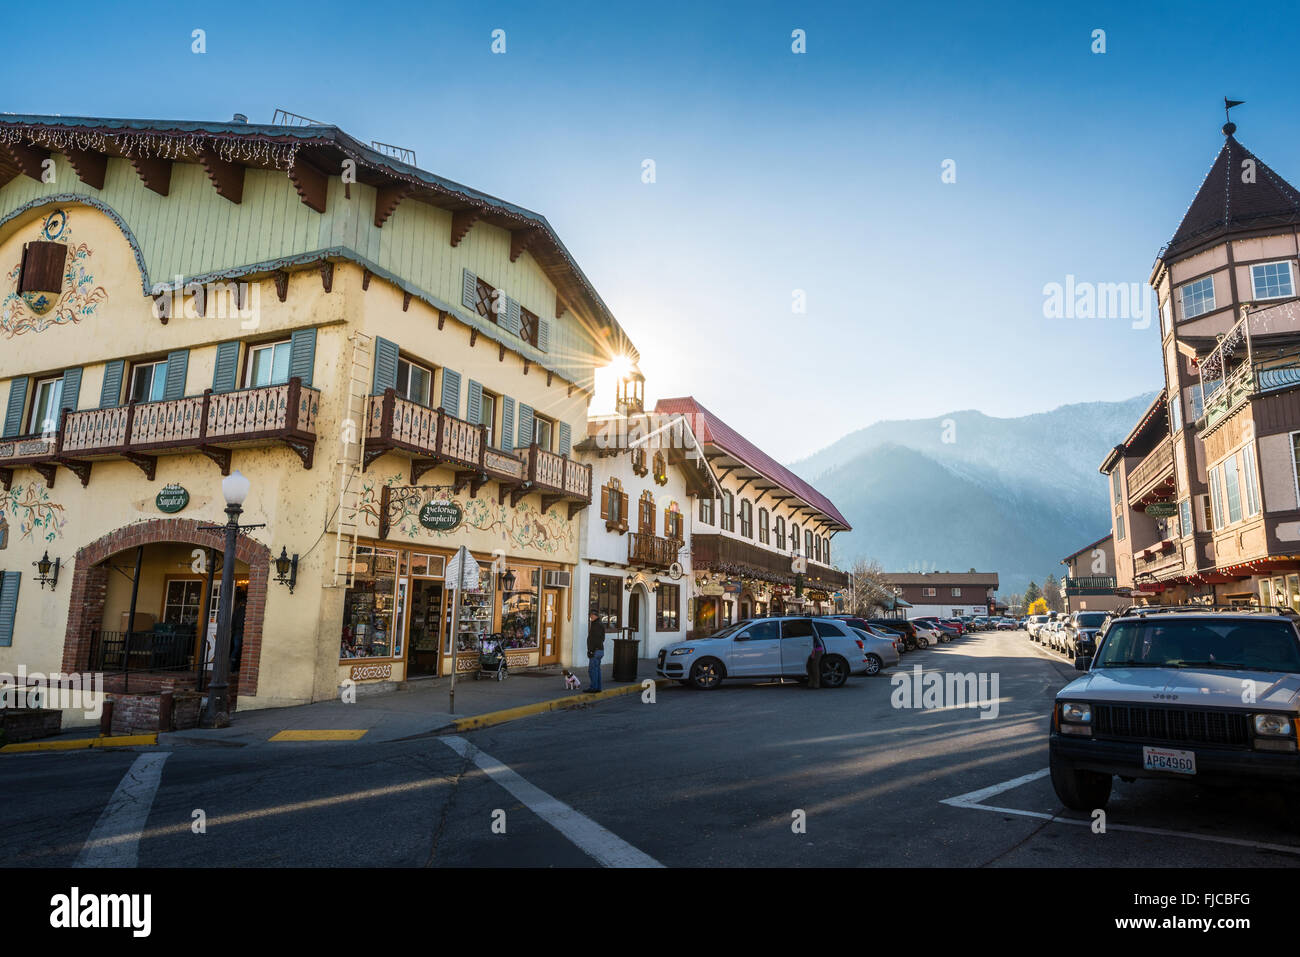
[509,227,542,263]
[197,148,246,204]
[450,208,480,247]
[64,147,107,190]
[374,183,408,228]
[288,157,329,213]
[129,154,172,195]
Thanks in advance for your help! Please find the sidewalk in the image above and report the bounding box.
[155,658,668,748]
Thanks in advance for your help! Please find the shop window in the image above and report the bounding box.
[341,547,398,659]
[129,359,169,404]
[452,569,493,653]
[162,579,204,630]
[591,574,623,630]
[396,357,433,406]
[246,340,292,388]
[500,564,540,650]
[656,584,680,631]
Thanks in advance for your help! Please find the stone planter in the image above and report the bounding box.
[0,708,63,744]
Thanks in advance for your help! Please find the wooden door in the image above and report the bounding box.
[540,588,562,665]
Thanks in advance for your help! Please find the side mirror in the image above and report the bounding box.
[1075,656,1092,672]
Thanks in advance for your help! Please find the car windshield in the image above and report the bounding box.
[1096,618,1300,673]
[1076,613,1107,627]
[706,622,746,639]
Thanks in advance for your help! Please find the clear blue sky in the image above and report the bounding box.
[5,0,1298,461]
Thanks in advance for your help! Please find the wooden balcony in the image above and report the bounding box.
[628,531,682,570]
[1135,542,1183,580]
[364,389,591,517]
[692,533,849,589]
[0,379,319,488]
[1126,441,1174,505]
[1064,575,1117,595]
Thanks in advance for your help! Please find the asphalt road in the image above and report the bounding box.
[3,629,1299,867]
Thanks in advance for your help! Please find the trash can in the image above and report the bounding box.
[612,638,639,683]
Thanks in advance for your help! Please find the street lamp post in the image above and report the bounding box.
[199,471,263,728]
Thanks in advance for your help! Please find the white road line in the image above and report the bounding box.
[442,735,662,868]
[942,767,1300,856]
[75,753,170,868]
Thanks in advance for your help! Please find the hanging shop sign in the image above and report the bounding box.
[808,590,830,601]
[419,500,463,531]
[698,583,725,596]
[156,484,190,514]
[1144,502,1177,518]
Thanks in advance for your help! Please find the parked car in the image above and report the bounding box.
[657,616,876,689]
[867,618,918,650]
[1050,605,1300,816]
[942,618,966,636]
[932,621,961,640]
[846,627,901,675]
[1027,615,1050,640]
[909,620,942,647]
[995,618,1016,631]
[1062,611,1110,658]
[827,615,904,655]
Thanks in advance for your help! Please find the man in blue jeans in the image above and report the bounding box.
[585,609,606,693]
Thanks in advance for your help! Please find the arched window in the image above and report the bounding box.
[823,537,830,565]
[814,535,822,564]
[805,528,814,558]
[639,490,656,534]
[739,500,753,538]
[775,515,786,550]
[631,447,647,477]
[758,508,769,544]
[791,523,800,553]
[699,496,714,525]
[652,451,668,486]
[721,491,735,532]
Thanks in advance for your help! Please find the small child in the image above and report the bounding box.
[562,669,582,692]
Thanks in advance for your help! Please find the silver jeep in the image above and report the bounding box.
[1049,605,1300,813]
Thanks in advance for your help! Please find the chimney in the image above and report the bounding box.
[232,113,248,124]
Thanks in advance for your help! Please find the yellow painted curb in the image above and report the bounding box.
[270,729,368,742]
[449,679,670,733]
[1,733,158,753]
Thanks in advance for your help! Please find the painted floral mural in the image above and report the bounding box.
[6,483,67,543]
[357,473,576,555]
[1,209,109,339]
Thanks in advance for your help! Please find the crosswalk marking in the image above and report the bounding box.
[75,753,170,867]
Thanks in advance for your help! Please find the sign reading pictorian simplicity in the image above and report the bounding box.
[418,500,462,531]
[155,484,190,513]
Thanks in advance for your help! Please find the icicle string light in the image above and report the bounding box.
[0,126,299,170]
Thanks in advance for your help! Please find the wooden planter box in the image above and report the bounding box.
[0,708,62,744]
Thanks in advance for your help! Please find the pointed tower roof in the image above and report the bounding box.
[1165,123,1300,260]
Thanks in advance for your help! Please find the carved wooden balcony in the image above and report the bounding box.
[628,531,682,570]
[364,389,591,517]
[0,378,319,488]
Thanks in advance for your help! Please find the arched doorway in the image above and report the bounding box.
[629,583,652,657]
[62,519,270,697]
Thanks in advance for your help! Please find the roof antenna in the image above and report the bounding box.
[1223,97,1244,136]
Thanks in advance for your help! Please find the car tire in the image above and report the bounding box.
[820,655,849,688]
[863,654,882,676]
[916,636,929,649]
[689,658,724,690]
[1050,752,1112,811]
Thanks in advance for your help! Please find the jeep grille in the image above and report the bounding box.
[1093,704,1250,748]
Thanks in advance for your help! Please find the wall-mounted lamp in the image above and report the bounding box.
[33,551,59,590]
[274,546,298,594]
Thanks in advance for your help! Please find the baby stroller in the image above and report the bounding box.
[475,633,508,681]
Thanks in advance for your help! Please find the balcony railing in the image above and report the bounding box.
[1064,575,1117,595]
[0,378,319,487]
[1127,441,1174,503]
[628,532,681,569]
[365,389,591,514]
[691,533,849,589]
[1135,545,1182,578]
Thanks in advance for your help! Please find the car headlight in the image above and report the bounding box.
[1060,702,1092,724]
[1254,713,1293,737]
[670,648,694,656]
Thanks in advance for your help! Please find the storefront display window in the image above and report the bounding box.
[451,569,493,653]
[500,565,540,650]
[341,547,398,659]
[591,574,623,630]
[695,597,717,634]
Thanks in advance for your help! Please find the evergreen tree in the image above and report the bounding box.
[1024,580,1042,606]
[1043,574,1064,612]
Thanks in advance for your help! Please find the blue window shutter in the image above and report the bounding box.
[162,350,189,400]
[3,378,29,438]
[288,328,317,387]
[537,317,551,353]
[503,297,521,336]
[462,269,478,311]
[372,337,399,394]
[501,396,515,451]
[517,404,534,449]
[211,341,240,394]
[0,571,19,647]
[99,359,125,408]
[441,369,461,417]
[559,422,572,456]
[59,367,83,412]
[466,380,482,425]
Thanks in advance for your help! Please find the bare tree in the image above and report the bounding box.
[848,558,895,617]
[1043,574,1064,613]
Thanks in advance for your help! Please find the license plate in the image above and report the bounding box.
[1143,746,1196,775]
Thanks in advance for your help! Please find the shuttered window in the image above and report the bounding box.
[519,305,539,347]
[440,369,461,417]
[18,241,67,294]
[502,297,522,337]
[775,516,786,550]
[129,360,169,404]
[289,328,317,387]
[3,378,29,438]
[699,497,714,525]
[559,422,572,456]
[537,317,550,353]
[721,492,734,532]
[59,367,82,413]
[0,570,20,647]
[466,380,483,426]
[758,508,769,544]
[517,404,534,450]
[500,396,515,452]
[28,377,63,435]
[211,341,241,394]
[99,359,126,408]
[372,337,400,394]
[163,349,190,399]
